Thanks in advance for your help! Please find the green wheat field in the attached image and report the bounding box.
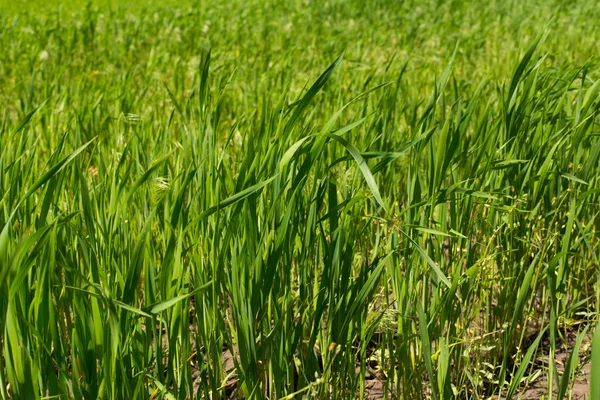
[1,0,600,398]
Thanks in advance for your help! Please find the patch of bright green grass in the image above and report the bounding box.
[0,0,599,398]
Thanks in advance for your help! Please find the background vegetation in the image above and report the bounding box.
[1,0,599,398]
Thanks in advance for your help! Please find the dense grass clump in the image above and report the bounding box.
[1,0,599,398]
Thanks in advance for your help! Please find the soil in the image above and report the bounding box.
[508,332,592,400]
[516,362,590,400]
[186,330,592,399]
[206,330,593,399]
[179,300,593,398]
[501,329,592,400]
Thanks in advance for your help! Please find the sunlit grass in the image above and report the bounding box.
[0,0,599,399]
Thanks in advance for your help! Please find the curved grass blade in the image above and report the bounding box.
[144,281,213,314]
[0,138,96,265]
[400,229,451,288]
[283,54,343,136]
[505,326,547,399]
[192,175,278,223]
[325,133,387,212]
